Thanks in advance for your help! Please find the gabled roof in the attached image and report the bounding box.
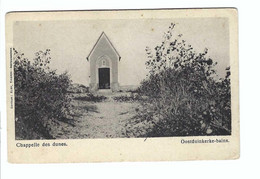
[86,32,121,61]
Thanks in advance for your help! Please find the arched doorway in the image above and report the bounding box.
[96,56,112,90]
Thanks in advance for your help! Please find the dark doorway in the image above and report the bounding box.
[98,68,110,89]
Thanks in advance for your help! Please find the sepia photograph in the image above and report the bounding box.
[6,9,239,163]
[13,17,232,140]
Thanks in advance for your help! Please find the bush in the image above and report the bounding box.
[67,83,89,93]
[137,23,231,137]
[74,93,107,102]
[113,93,142,102]
[14,48,72,139]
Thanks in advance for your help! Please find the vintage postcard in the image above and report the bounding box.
[6,8,239,163]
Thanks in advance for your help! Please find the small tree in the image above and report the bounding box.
[14,48,72,139]
[138,23,231,136]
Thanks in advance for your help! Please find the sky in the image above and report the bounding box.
[13,17,229,86]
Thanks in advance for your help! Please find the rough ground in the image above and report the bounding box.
[49,92,140,139]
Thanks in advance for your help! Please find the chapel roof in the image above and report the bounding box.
[86,32,121,61]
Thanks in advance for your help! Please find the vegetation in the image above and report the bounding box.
[134,23,231,137]
[14,48,72,139]
[74,93,107,102]
[113,93,142,102]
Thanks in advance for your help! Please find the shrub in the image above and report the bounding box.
[14,48,72,139]
[67,83,89,93]
[113,93,142,102]
[74,93,107,102]
[138,23,231,137]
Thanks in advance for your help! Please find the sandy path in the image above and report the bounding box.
[50,94,138,139]
[80,100,135,138]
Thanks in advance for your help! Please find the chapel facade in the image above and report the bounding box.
[87,32,121,92]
